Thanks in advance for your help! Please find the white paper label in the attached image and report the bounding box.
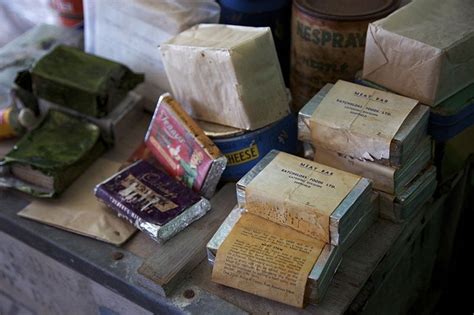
[310,80,418,160]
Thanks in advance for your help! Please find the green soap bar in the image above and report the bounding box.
[3,110,106,195]
[31,45,144,117]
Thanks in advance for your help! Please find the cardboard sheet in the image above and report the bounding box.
[245,151,360,243]
[212,213,324,308]
[18,158,136,245]
[309,80,417,160]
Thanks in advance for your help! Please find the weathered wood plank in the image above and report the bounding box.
[137,183,237,293]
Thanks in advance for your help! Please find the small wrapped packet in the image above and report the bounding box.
[1,110,106,197]
[94,160,211,243]
[31,45,144,118]
[145,93,227,198]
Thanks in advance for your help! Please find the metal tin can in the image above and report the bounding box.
[199,113,298,182]
[290,0,399,111]
[219,0,292,84]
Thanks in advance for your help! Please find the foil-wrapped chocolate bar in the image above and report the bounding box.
[94,160,211,243]
[1,110,106,197]
[298,83,430,167]
[236,150,373,245]
[145,93,227,199]
[207,199,377,304]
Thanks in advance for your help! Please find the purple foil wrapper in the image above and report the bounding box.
[95,160,211,242]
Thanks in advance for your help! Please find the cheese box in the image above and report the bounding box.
[298,83,430,167]
[145,93,227,198]
[207,197,377,304]
[378,166,437,222]
[236,150,372,245]
[160,24,290,130]
[197,113,298,182]
[362,0,474,106]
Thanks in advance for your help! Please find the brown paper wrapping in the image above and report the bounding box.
[362,0,474,106]
[212,213,324,308]
[18,158,136,245]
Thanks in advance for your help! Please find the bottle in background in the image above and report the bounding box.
[50,0,83,27]
[0,106,36,140]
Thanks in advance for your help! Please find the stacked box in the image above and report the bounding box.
[298,81,435,222]
[362,0,474,106]
[207,150,377,304]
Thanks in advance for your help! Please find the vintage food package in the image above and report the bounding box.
[198,113,298,182]
[83,0,220,110]
[236,150,373,245]
[39,91,143,145]
[298,83,429,167]
[0,110,106,197]
[145,93,226,198]
[207,198,377,304]
[212,212,325,308]
[31,45,144,118]
[94,160,211,243]
[378,166,436,222]
[362,0,474,106]
[160,24,290,130]
[312,137,432,195]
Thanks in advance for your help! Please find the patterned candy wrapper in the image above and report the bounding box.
[94,160,211,243]
[145,93,226,199]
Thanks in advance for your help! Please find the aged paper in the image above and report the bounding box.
[363,0,474,106]
[212,213,324,308]
[18,158,136,245]
[309,80,417,160]
[245,151,360,243]
[314,146,395,194]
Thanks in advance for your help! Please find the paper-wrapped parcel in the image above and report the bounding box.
[160,24,290,130]
[298,81,430,167]
[362,0,474,106]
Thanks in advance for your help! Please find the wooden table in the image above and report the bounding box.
[0,112,468,314]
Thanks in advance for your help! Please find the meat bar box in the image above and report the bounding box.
[298,83,429,167]
[236,150,373,245]
[378,166,437,222]
[207,198,377,304]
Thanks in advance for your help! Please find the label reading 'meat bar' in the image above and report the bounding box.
[309,80,417,160]
[245,151,360,243]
